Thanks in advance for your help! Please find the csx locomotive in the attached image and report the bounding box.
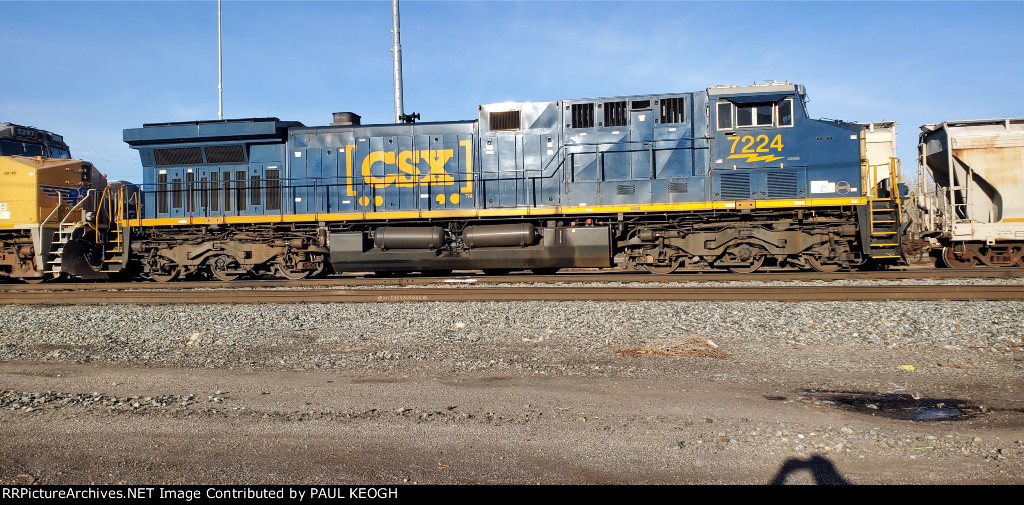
[0,123,108,282]
[2,82,906,282]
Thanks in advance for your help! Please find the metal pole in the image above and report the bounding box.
[218,0,224,120]
[391,0,404,123]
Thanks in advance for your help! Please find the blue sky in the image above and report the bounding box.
[2,0,1023,183]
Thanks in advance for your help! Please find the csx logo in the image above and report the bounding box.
[344,140,473,196]
[359,149,455,187]
[39,184,81,205]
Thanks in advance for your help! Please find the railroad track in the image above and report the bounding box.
[2,284,1024,305]
[2,266,1022,293]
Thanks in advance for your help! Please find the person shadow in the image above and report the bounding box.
[769,455,851,485]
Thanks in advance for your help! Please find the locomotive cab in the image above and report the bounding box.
[709,82,863,202]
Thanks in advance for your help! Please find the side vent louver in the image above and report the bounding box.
[660,97,685,124]
[571,103,595,128]
[489,110,521,131]
[720,173,751,200]
[615,184,635,196]
[604,101,627,127]
[766,171,799,199]
[668,182,689,194]
[631,100,651,110]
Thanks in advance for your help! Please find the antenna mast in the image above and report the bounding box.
[391,0,404,123]
[218,0,224,120]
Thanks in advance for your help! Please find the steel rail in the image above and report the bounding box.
[2,285,1024,305]
[2,267,1022,293]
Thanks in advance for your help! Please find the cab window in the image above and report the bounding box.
[717,98,796,130]
[0,139,44,157]
[778,98,794,126]
[716,102,733,130]
[737,104,773,127]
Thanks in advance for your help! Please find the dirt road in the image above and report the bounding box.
[2,342,1021,485]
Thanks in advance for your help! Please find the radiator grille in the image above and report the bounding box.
[154,147,202,166]
[205,145,246,164]
[615,184,635,196]
[631,100,651,110]
[489,110,520,131]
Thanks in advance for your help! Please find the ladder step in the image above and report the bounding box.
[871,243,900,247]
[871,231,897,235]
[103,259,122,263]
[871,208,894,212]
[872,220,896,224]
[871,255,902,259]
[107,249,123,253]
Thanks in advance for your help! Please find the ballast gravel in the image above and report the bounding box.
[0,299,1021,382]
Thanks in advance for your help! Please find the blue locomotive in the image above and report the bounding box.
[118,81,903,280]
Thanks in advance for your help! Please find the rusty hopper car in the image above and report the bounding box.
[920,118,1024,268]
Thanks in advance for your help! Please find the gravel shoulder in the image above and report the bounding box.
[1,298,1022,485]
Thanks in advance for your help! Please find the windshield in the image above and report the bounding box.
[0,139,46,157]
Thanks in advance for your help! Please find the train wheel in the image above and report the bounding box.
[274,252,316,280]
[727,255,765,274]
[208,255,242,281]
[276,266,311,280]
[148,267,182,283]
[805,256,843,273]
[643,258,682,275]
[940,247,977,269]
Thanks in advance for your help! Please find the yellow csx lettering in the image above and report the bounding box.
[361,149,455,188]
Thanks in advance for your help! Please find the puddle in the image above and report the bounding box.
[797,390,985,421]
